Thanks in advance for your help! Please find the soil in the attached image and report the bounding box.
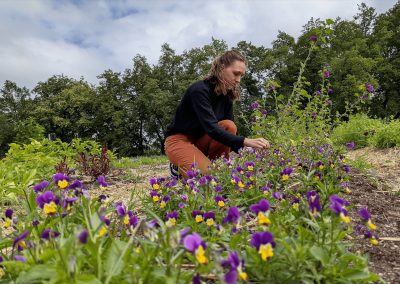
[102,148,400,283]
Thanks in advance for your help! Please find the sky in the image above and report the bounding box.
[0,0,397,90]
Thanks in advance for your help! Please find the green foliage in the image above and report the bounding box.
[368,119,400,148]
[0,138,107,204]
[331,114,384,149]
[14,118,45,145]
[113,155,168,169]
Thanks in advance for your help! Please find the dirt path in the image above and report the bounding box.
[346,147,400,283]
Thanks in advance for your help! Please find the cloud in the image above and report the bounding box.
[0,0,397,89]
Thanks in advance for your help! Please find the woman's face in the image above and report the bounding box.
[222,60,246,88]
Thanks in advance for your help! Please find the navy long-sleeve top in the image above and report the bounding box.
[165,79,245,153]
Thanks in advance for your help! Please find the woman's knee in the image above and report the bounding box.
[218,119,237,134]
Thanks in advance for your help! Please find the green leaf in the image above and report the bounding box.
[310,246,329,265]
[15,265,57,283]
[78,274,103,284]
[104,239,127,278]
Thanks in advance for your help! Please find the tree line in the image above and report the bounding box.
[1,2,399,157]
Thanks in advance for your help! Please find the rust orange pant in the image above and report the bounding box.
[164,120,237,178]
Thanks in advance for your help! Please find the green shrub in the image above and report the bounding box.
[368,119,400,148]
[331,114,383,149]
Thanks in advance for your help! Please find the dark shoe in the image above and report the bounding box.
[169,163,180,178]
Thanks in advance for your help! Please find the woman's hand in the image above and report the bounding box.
[244,137,270,149]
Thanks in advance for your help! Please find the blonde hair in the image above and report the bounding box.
[204,50,247,101]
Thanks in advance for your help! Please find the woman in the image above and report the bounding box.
[164,50,270,179]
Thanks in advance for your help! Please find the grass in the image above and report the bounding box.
[112,155,168,169]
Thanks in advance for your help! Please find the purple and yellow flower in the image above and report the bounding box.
[244,161,255,171]
[250,231,275,261]
[250,199,271,225]
[149,190,160,202]
[329,196,350,223]
[97,175,107,190]
[307,191,321,217]
[222,207,240,225]
[33,180,49,193]
[221,250,248,283]
[98,214,110,237]
[13,230,29,251]
[358,208,377,230]
[62,196,78,211]
[192,210,204,223]
[165,211,178,227]
[36,191,59,215]
[204,211,215,226]
[183,232,207,264]
[53,173,69,189]
[3,208,13,228]
[215,196,227,207]
[280,168,293,181]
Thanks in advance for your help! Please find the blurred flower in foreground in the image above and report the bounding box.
[221,250,248,284]
[183,232,207,264]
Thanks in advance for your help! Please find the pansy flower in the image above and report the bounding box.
[98,214,110,237]
[250,231,275,261]
[3,208,13,228]
[307,191,321,217]
[358,208,377,230]
[316,161,324,170]
[165,211,178,227]
[215,196,227,207]
[204,211,215,226]
[280,168,293,181]
[149,190,160,202]
[221,250,248,283]
[249,199,271,225]
[244,161,255,171]
[97,175,107,190]
[183,232,207,264]
[272,191,283,201]
[222,207,240,225]
[160,195,170,209]
[36,191,59,215]
[40,228,60,240]
[116,204,130,225]
[291,198,300,210]
[329,196,350,223]
[192,210,204,223]
[33,180,49,193]
[53,173,69,189]
[62,196,78,211]
[13,230,29,251]
[69,179,83,189]
[78,229,89,244]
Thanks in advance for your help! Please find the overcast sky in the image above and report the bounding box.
[0,0,397,89]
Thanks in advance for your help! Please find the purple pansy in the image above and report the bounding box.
[33,180,49,193]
